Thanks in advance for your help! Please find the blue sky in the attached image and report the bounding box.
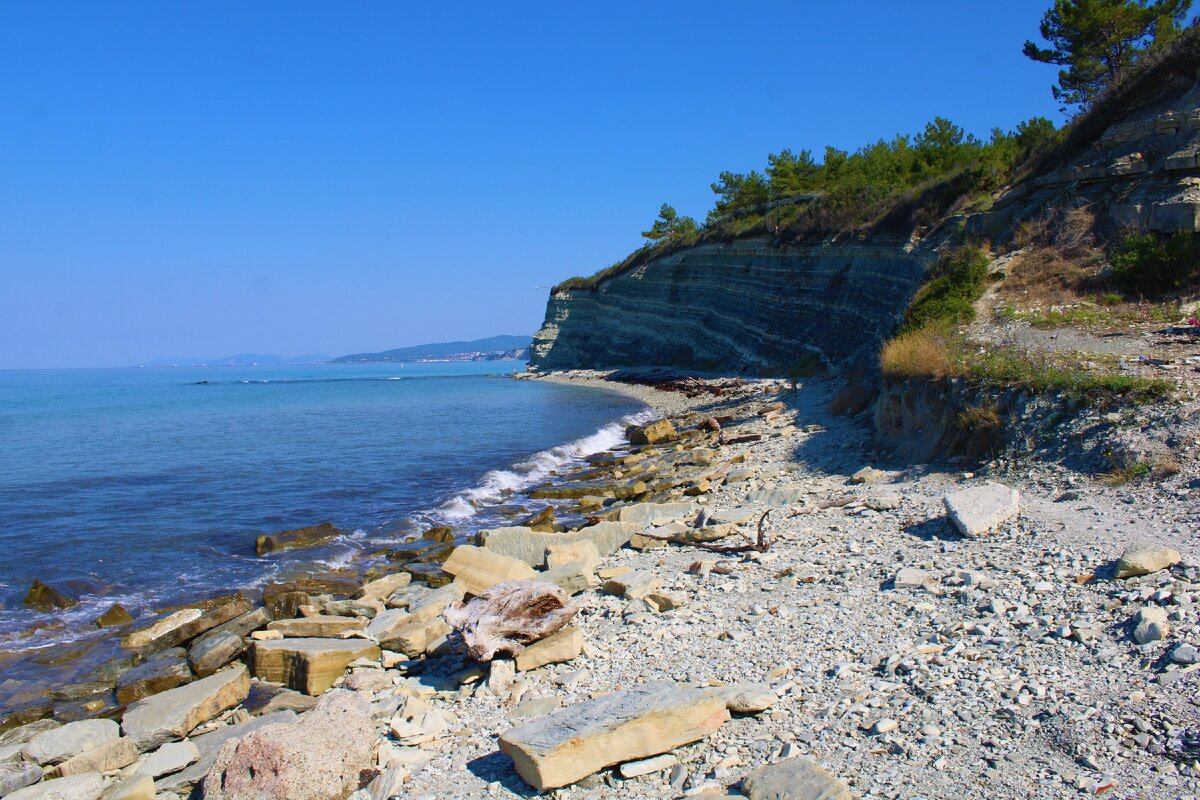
[0,1,1068,368]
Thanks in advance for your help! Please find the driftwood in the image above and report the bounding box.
[442,580,578,662]
[667,510,774,554]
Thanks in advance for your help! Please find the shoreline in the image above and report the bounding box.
[0,373,1196,799]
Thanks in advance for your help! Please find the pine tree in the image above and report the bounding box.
[1023,0,1192,109]
[641,204,699,242]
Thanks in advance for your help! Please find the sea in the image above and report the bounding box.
[0,362,650,655]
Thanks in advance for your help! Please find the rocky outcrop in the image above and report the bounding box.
[531,239,929,371]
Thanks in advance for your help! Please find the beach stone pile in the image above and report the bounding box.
[1,373,1198,799]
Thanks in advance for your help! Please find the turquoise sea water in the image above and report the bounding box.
[0,362,647,648]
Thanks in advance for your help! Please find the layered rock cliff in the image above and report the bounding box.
[530,240,931,372]
[531,42,1200,373]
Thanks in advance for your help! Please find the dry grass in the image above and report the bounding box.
[957,401,1002,435]
[880,326,957,379]
[1002,206,1106,306]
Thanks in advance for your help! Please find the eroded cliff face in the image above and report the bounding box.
[530,239,931,371]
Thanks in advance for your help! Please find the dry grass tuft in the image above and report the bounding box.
[880,326,957,380]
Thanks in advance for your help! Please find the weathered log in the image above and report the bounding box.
[442,580,578,662]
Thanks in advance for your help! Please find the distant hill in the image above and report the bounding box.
[140,353,332,367]
[331,335,531,364]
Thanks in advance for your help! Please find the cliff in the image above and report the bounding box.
[531,239,931,372]
[531,35,1200,373]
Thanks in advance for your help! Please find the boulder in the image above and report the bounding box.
[254,521,340,556]
[121,664,250,751]
[22,581,77,612]
[203,690,374,800]
[3,773,104,800]
[250,638,380,695]
[155,711,297,794]
[627,419,676,445]
[744,487,804,507]
[515,627,584,672]
[1134,606,1169,644]
[442,546,536,595]
[535,560,598,596]
[893,568,934,591]
[24,720,119,765]
[355,572,411,603]
[943,482,1019,538]
[498,681,728,791]
[100,776,154,800]
[121,595,251,653]
[545,540,599,570]
[849,466,886,484]
[94,605,133,629]
[443,580,577,662]
[0,762,43,796]
[739,757,852,800]
[378,617,449,658]
[187,632,245,678]
[49,737,137,777]
[261,580,359,617]
[710,683,777,714]
[601,571,661,600]
[265,616,365,638]
[114,652,192,705]
[1114,542,1182,578]
[478,522,638,567]
[612,502,699,526]
[133,740,198,778]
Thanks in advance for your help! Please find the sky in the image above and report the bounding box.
[0,1,1070,369]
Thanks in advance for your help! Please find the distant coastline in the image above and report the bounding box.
[142,334,532,368]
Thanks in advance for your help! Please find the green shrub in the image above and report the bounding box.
[901,246,992,332]
[1111,231,1200,296]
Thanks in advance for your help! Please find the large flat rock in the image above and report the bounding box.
[498,681,728,791]
[3,772,105,800]
[740,757,851,799]
[478,522,638,568]
[155,711,297,794]
[265,616,365,638]
[612,502,699,526]
[443,546,536,595]
[250,638,380,695]
[943,482,1019,538]
[121,664,249,751]
[23,720,119,765]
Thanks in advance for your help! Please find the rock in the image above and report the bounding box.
[355,572,411,603]
[0,720,61,748]
[203,690,374,800]
[155,711,298,794]
[1114,542,1182,578]
[367,584,463,644]
[120,595,251,653]
[619,753,677,778]
[24,720,120,765]
[943,482,1020,538]
[535,560,599,596]
[477,522,638,567]
[422,525,455,543]
[0,762,44,796]
[365,766,406,800]
[1171,643,1199,664]
[442,545,536,595]
[710,683,776,714]
[260,579,360,617]
[487,659,516,695]
[545,540,599,570]
[740,757,851,800]
[241,684,318,717]
[121,664,250,750]
[744,487,804,506]
[114,652,192,704]
[443,580,577,662]
[849,466,886,484]
[518,506,559,532]
[343,668,391,693]
[601,571,662,600]
[893,568,934,590]
[380,617,451,658]
[49,737,137,777]
[95,604,133,628]
[99,775,154,800]
[508,696,563,722]
[627,419,676,445]
[254,521,341,556]
[873,718,899,734]
[194,608,273,646]
[613,503,699,527]
[1134,606,1169,644]
[250,638,380,695]
[133,740,198,778]
[498,681,728,791]
[865,491,902,511]
[3,773,104,800]
[187,631,245,678]
[22,580,77,612]
[515,627,584,672]
[265,616,365,638]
